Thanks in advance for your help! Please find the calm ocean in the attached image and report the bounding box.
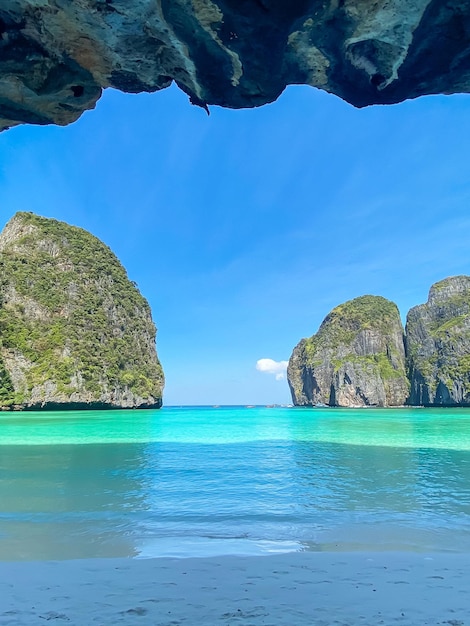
[1,406,469,561]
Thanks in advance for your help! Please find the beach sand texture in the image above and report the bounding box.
[0,552,468,625]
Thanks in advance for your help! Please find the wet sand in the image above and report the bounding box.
[1,551,469,625]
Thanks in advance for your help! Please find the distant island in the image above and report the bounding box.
[288,276,470,408]
[0,212,164,410]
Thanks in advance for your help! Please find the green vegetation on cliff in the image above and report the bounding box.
[0,356,14,406]
[406,276,470,405]
[291,276,470,408]
[304,296,404,380]
[289,295,408,407]
[0,212,164,409]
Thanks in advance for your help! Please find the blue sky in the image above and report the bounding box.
[1,85,470,405]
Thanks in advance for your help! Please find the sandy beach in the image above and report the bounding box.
[1,551,468,625]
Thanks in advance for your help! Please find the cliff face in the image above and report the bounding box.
[1,1,469,130]
[406,276,470,406]
[0,212,164,410]
[288,295,408,407]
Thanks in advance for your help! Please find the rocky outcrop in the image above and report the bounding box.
[287,295,408,407]
[0,212,164,409]
[406,276,470,406]
[1,1,470,130]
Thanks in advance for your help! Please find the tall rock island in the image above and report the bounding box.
[406,276,470,406]
[288,296,408,407]
[0,212,164,410]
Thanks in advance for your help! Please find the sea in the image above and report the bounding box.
[0,405,469,561]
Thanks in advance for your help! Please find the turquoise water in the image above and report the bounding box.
[1,406,470,560]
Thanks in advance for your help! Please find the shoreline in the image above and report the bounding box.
[1,551,469,625]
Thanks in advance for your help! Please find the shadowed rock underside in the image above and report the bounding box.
[1,1,470,130]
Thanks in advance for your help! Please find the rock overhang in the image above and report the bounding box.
[0,0,469,131]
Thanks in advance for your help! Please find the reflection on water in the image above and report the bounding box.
[0,407,470,560]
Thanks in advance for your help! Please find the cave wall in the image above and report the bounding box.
[1,1,469,130]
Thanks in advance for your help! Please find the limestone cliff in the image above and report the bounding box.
[0,1,469,130]
[406,276,470,406]
[0,212,164,410]
[288,295,408,407]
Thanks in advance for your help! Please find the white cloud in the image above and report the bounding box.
[256,358,288,381]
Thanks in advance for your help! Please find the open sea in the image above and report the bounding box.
[1,406,470,561]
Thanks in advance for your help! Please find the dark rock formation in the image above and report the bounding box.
[1,1,470,130]
[288,295,408,407]
[406,276,470,406]
[0,212,164,410]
